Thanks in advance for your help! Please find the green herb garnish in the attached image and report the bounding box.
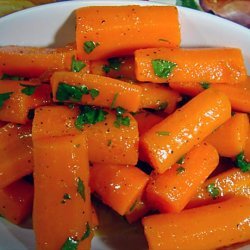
[176,167,185,174]
[0,92,13,108]
[83,41,99,54]
[71,56,86,72]
[89,89,99,100]
[20,83,39,96]
[157,101,168,111]
[129,200,137,212]
[156,131,170,136]
[177,156,185,165]
[77,177,85,201]
[200,82,210,89]
[75,106,108,130]
[81,222,91,241]
[61,193,71,204]
[102,57,122,73]
[152,59,177,78]
[111,93,119,109]
[61,237,79,250]
[207,183,220,199]
[1,73,24,81]
[107,139,112,146]
[114,107,130,128]
[235,152,250,172]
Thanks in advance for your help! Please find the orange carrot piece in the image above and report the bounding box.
[205,113,249,157]
[90,164,149,215]
[33,106,139,165]
[51,71,142,112]
[140,88,231,173]
[245,128,250,162]
[146,142,219,213]
[0,80,51,124]
[139,83,181,114]
[33,134,92,250]
[188,168,250,208]
[135,48,247,84]
[0,180,34,224]
[143,197,250,250]
[0,123,33,189]
[0,45,84,78]
[125,199,150,224]
[90,57,135,80]
[76,6,180,60]
[134,111,164,136]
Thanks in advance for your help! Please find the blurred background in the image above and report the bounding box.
[0,0,249,27]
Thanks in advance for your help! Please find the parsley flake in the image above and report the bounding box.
[71,56,86,72]
[177,156,185,165]
[20,84,39,96]
[0,92,13,108]
[1,74,24,81]
[77,177,85,201]
[129,200,137,212]
[152,59,177,78]
[176,167,185,174]
[107,140,112,146]
[83,41,99,54]
[102,57,122,73]
[207,183,220,199]
[200,82,210,89]
[156,131,170,136]
[111,93,119,109]
[114,107,130,128]
[81,222,91,241]
[61,193,71,204]
[235,152,250,172]
[157,101,168,111]
[61,237,78,250]
[89,89,99,100]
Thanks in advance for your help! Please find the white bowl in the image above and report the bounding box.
[0,1,250,250]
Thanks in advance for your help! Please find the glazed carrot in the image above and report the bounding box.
[0,45,89,78]
[0,180,34,224]
[0,80,51,124]
[76,6,180,60]
[91,204,99,229]
[205,113,249,157]
[33,134,92,250]
[90,57,135,80]
[51,71,142,112]
[146,142,219,213]
[143,197,250,250]
[140,88,231,173]
[0,123,33,189]
[169,81,250,113]
[188,168,250,208]
[125,199,150,224]
[139,83,181,114]
[245,128,250,162]
[90,164,149,215]
[135,48,247,84]
[33,106,139,165]
[134,111,164,136]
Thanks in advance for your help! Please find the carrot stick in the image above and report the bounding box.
[90,163,149,215]
[188,168,250,208]
[140,88,231,173]
[90,57,135,81]
[0,123,33,189]
[0,80,51,124]
[50,71,142,112]
[135,48,247,84]
[0,45,83,78]
[146,142,219,213]
[0,180,34,224]
[139,83,181,114]
[143,197,250,250]
[170,80,250,113]
[33,106,139,165]
[245,128,250,162]
[205,113,249,157]
[76,6,180,60]
[33,134,92,250]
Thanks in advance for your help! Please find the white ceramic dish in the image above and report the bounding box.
[0,1,250,249]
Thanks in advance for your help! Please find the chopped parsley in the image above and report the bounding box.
[83,41,99,54]
[176,167,185,174]
[61,237,78,250]
[157,101,168,111]
[77,177,85,201]
[207,183,220,199]
[102,57,122,73]
[81,222,91,241]
[129,200,137,212]
[114,107,130,128]
[20,83,39,96]
[235,152,250,172]
[107,139,112,146]
[152,59,177,78]
[177,156,185,165]
[111,93,119,109]
[200,82,210,89]
[75,106,108,130]
[1,73,24,81]
[71,56,86,72]
[61,193,71,204]
[156,131,170,136]
[0,92,13,108]
[56,82,99,102]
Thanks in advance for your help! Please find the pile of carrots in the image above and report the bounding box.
[0,5,249,250]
